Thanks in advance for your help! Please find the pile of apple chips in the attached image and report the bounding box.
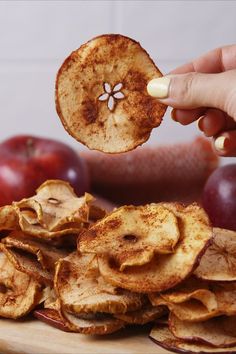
[0,179,236,353]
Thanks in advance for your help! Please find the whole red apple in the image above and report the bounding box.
[0,135,90,206]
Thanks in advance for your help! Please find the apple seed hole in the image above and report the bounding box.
[47,197,60,205]
[123,234,137,243]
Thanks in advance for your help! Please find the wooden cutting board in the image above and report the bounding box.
[0,318,171,354]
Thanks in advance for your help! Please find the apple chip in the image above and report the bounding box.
[150,324,236,353]
[149,281,236,322]
[55,252,143,314]
[14,180,93,232]
[195,228,236,281]
[61,310,124,335]
[0,205,19,231]
[79,204,180,270]
[169,314,236,348]
[1,245,53,286]
[97,203,212,293]
[56,34,167,154]
[0,250,42,318]
[153,277,218,312]
[2,230,68,270]
[34,309,72,332]
[115,304,166,325]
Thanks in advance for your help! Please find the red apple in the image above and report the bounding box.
[0,135,90,206]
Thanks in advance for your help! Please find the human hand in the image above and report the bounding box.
[147,45,236,156]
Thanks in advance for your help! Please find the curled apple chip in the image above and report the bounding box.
[55,34,167,153]
[34,309,72,332]
[169,314,236,348]
[149,281,236,322]
[195,228,236,281]
[151,277,218,312]
[14,180,93,233]
[2,230,68,270]
[0,250,42,318]
[115,304,166,325]
[1,245,53,286]
[55,252,143,314]
[150,324,236,353]
[0,205,19,231]
[79,204,180,270]
[61,310,124,335]
[97,203,212,293]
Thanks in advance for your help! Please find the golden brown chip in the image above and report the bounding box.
[1,244,53,286]
[195,228,236,281]
[34,309,72,332]
[97,203,212,293]
[14,180,93,233]
[55,34,166,153]
[61,310,124,335]
[169,314,236,348]
[55,252,143,314]
[0,205,19,231]
[2,230,68,271]
[150,324,236,353]
[149,280,236,322]
[115,304,166,325]
[0,250,42,318]
[157,277,218,312]
[79,204,180,270]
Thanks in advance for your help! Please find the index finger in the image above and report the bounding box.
[171,45,236,74]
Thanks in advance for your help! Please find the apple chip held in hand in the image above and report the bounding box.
[55,34,167,153]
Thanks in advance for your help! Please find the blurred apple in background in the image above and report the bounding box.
[202,164,236,231]
[0,135,90,206]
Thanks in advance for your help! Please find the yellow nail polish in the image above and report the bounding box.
[147,77,171,98]
[215,136,226,150]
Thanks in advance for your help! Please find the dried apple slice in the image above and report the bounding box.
[97,203,212,293]
[0,205,19,231]
[169,314,236,348]
[115,304,166,325]
[150,324,236,353]
[195,228,236,281]
[55,34,166,153]
[79,204,180,270]
[150,277,218,312]
[34,309,72,332]
[0,250,42,318]
[149,280,236,322]
[14,180,93,232]
[2,230,68,270]
[55,252,143,314]
[1,245,53,286]
[61,310,124,335]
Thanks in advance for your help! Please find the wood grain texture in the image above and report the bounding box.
[0,319,171,354]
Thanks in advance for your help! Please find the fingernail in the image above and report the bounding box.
[171,109,178,122]
[214,136,227,151]
[197,116,205,131]
[147,77,171,98]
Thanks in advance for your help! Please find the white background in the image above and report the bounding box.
[0,0,235,159]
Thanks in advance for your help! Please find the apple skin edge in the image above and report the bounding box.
[0,135,90,206]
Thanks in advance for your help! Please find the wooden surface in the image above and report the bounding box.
[0,318,171,354]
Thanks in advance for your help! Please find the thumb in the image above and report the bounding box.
[147,70,236,119]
